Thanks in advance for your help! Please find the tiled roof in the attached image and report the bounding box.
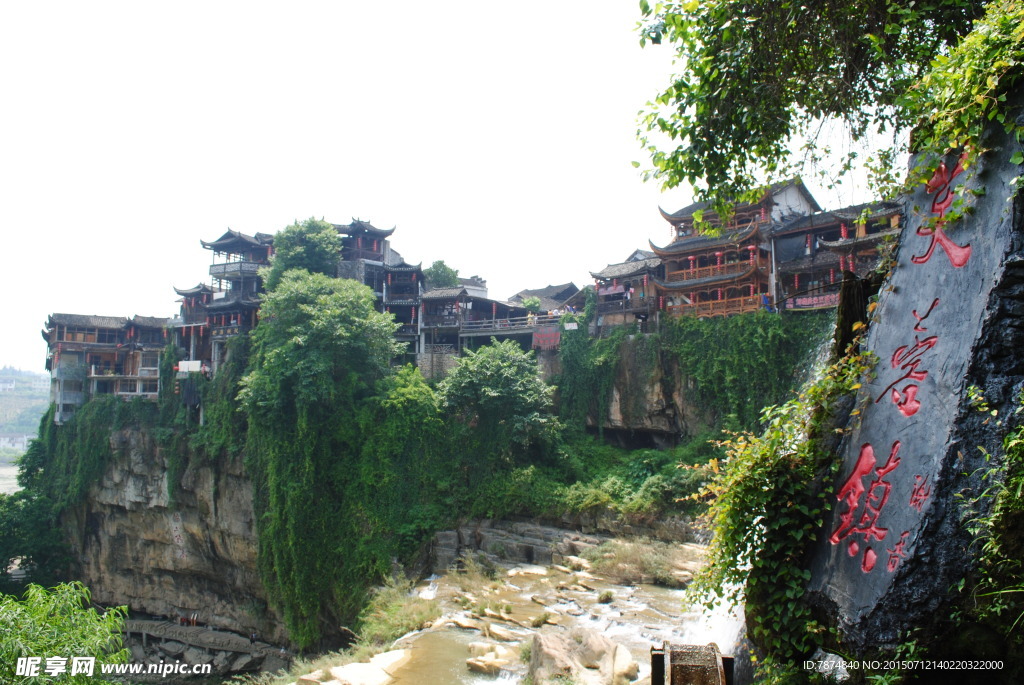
[649,221,760,255]
[131,315,172,328]
[591,257,661,280]
[422,287,467,300]
[47,313,129,329]
[334,219,396,238]
[661,179,821,221]
[769,201,901,236]
[200,229,274,251]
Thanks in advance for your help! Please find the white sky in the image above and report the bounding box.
[1,2,872,372]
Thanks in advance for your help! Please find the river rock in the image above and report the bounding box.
[528,628,638,685]
[158,640,186,657]
[466,655,510,675]
[327,661,392,685]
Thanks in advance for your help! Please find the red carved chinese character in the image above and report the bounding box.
[830,442,902,572]
[912,152,972,268]
[886,531,911,572]
[876,335,938,416]
[909,475,931,512]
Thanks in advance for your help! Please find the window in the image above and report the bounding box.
[97,328,120,344]
[63,380,83,393]
[119,380,137,394]
[141,380,158,393]
[141,351,159,368]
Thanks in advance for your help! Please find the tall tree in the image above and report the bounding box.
[239,271,401,647]
[262,218,343,290]
[423,260,460,289]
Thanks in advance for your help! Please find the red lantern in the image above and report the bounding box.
[841,223,849,240]
[659,296,664,310]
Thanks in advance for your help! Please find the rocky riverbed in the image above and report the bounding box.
[288,543,745,685]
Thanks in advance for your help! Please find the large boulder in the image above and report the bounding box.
[528,629,638,685]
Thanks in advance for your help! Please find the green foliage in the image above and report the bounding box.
[0,489,72,591]
[423,260,460,289]
[355,576,441,646]
[661,311,832,429]
[688,345,872,676]
[437,338,561,467]
[951,392,1024,666]
[0,582,128,684]
[192,335,250,460]
[241,272,402,648]
[637,0,992,215]
[556,325,634,435]
[262,218,343,291]
[558,311,830,434]
[521,296,542,313]
[902,0,1024,174]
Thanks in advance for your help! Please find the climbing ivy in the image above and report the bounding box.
[688,344,874,681]
[557,311,832,434]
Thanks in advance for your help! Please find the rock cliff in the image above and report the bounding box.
[59,430,288,644]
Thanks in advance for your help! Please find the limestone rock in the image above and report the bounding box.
[528,629,638,685]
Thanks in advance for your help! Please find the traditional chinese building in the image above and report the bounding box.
[770,201,902,311]
[591,250,662,328]
[650,181,821,317]
[172,229,274,372]
[43,313,170,423]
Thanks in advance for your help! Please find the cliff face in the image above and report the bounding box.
[602,354,706,439]
[59,430,287,643]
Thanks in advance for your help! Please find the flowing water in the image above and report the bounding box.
[385,558,745,684]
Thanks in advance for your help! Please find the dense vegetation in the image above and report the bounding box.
[1,218,830,649]
[0,582,128,685]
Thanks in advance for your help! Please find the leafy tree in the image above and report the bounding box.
[239,271,401,415]
[0,582,128,684]
[239,270,402,647]
[423,260,460,289]
[438,338,560,470]
[263,218,343,290]
[0,491,71,592]
[521,296,542,314]
[637,0,1002,214]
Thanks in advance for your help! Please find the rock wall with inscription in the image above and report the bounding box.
[59,430,288,644]
[805,116,1024,651]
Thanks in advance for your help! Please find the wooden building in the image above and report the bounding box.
[43,313,170,423]
[591,250,662,328]
[770,201,901,310]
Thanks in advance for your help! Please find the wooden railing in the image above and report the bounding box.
[596,300,654,315]
[460,314,562,332]
[665,295,764,318]
[665,260,758,282]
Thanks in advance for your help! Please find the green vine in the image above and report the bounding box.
[688,344,874,681]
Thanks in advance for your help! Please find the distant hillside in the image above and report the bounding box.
[0,367,49,449]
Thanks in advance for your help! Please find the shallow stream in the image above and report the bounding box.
[387,554,744,684]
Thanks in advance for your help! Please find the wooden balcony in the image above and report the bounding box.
[665,260,760,282]
[666,295,764,318]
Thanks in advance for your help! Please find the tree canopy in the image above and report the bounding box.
[423,260,460,289]
[262,218,342,291]
[0,582,128,684]
[638,0,1022,214]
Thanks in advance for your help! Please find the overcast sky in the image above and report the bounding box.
[1,2,872,372]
